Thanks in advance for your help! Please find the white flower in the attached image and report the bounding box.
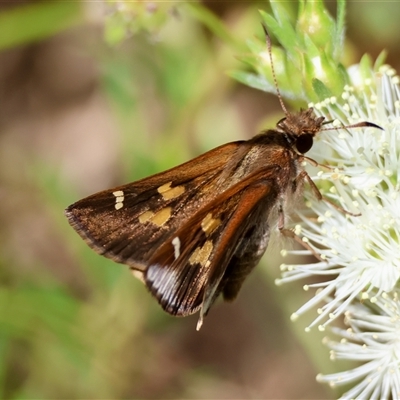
[317,293,400,399]
[277,66,400,332]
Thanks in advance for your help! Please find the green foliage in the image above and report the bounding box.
[230,0,352,103]
[0,2,82,51]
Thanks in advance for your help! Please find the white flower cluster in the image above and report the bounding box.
[318,295,400,399]
[278,66,400,397]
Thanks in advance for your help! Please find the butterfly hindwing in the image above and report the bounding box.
[143,165,280,325]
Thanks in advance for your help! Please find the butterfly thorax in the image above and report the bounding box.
[222,108,323,196]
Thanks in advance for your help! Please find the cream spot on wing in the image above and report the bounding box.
[157,181,185,200]
[138,210,154,223]
[112,190,124,210]
[189,240,213,267]
[151,207,171,226]
[157,182,172,193]
[172,237,181,260]
[138,208,171,227]
[201,213,221,236]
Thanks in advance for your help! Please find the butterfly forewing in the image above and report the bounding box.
[65,142,242,269]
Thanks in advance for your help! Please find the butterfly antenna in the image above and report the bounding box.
[262,24,288,116]
[320,120,383,132]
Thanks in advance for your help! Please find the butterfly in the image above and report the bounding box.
[65,27,380,330]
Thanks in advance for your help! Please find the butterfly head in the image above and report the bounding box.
[277,107,325,154]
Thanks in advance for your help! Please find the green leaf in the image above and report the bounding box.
[359,53,374,80]
[374,49,388,70]
[0,2,83,51]
[259,9,300,54]
[312,78,333,101]
[228,70,299,101]
[228,70,274,92]
[269,2,297,35]
[335,0,346,58]
[298,1,336,52]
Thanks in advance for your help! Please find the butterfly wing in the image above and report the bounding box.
[65,142,243,269]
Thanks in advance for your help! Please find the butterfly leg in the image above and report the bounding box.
[301,155,336,170]
[298,170,361,217]
[277,204,324,261]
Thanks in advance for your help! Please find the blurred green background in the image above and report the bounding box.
[0,1,399,398]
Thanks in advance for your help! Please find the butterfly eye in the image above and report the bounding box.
[295,133,313,153]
